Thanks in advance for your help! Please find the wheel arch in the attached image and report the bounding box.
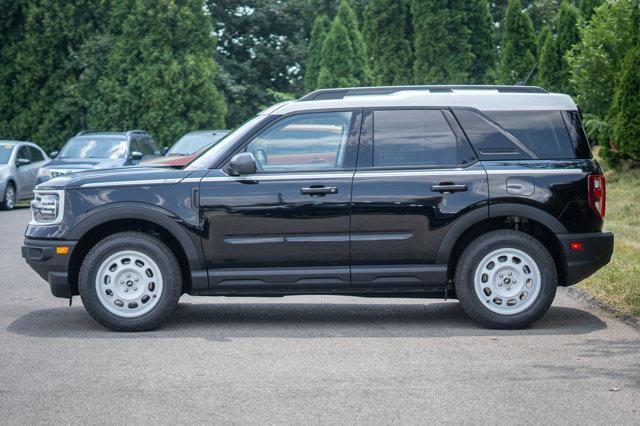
[437,204,567,286]
[66,203,205,295]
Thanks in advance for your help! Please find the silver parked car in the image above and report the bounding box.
[0,141,50,210]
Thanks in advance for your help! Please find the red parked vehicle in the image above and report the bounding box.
[142,130,228,168]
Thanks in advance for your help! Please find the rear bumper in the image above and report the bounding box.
[22,238,77,298]
[558,232,614,286]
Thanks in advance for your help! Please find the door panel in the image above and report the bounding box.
[199,110,362,289]
[350,108,488,287]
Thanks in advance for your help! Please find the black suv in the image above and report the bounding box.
[22,86,613,331]
[36,130,159,184]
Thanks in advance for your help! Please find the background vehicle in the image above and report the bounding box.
[37,130,159,183]
[142,130,228,168]
[0,141,49,210]
[23,86,613,331]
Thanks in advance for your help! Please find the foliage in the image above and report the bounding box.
[412,0,474,84]
[316,16,358,88]
[567,0,635,118]
[536,24,552,54]
[556,0,581,93]
[579,0,603,21]
[535,29,562,91]
[465,0,497,83]
[336,0,371,85]
[610,39,640,163]
[304,15,331,92]
[362,0,413,85]
[497,0,537,84]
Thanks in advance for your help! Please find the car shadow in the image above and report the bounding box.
[7,299,607,340]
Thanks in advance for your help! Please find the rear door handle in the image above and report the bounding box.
[430,184,468,193]
[300,186,338,196]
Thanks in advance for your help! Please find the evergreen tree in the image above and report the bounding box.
[412,0,473,84]
[86,0,226,146]
[336,0,371,85]
[535,30,563,91]
[317,17,357,88]
[463,0,496,83]
[536,24,552,55]
[497,0,537,84]
[557,1,581,93]
[362,0,413,85]
[304,15,331,92]
[580,0,603,21]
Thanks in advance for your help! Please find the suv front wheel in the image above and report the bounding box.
[78,231,182,331]
[454,230,557,329]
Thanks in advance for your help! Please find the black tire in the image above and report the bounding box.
[1,182,16,210]
[78,231,182,331]
[454,230,557,329]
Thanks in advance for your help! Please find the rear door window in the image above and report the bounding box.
[28,146,45,162]
[372,109,474,168]
[485,111,576,159]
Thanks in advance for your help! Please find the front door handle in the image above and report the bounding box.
[300,186,338,196]
[430,183,468,193]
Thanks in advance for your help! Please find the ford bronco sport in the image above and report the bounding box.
[22,85,614,331]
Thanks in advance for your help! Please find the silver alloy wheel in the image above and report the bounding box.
[95,250,163,318]
[473,247,541,314]
[5,185,15,209]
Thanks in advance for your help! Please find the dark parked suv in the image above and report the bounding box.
[22,86,613,331]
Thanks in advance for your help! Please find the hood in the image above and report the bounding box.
[46,157,125,171]
[35,166,197,190]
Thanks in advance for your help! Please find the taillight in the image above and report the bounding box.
[588,174,605,218]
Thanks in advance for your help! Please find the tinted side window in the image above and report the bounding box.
[145,138,159,155]
[452,109,532,160]
[485,110,576,159]
[562,111,592,159]
[17,146,31,161]
[28,146,45,162]
[372,109,470,168]
[130,139,144,154]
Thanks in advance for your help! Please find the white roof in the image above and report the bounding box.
[262,88,577,115]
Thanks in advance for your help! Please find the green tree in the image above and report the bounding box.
[85,0,226,146]
[536,24,552,54]
[567,0,635,118]
[316,16,357,87]
[412,0,473,84]
[579,0,603,21]
[304,15,331,92]
[497,0,537,84]
[464,0,496,83]
[336,0,370,85]
[363,0,413,85]
[557,1,581,93]
[534,29,562,91]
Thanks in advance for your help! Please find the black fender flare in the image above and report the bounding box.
[435,203,567,264]
[67,202,204,271]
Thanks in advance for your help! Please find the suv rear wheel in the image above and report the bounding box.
[78,232,182,331]
[454,230,557,329]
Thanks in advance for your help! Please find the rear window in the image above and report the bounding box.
[485,111,576,159]
[453,109,581,160]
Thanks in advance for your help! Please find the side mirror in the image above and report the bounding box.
[130,151,143,161]
[162,147,169,156]
[16,158,31,167]
[228,152,257,176]
[50,151,59,159]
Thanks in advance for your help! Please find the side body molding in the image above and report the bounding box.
[67,203,206,274]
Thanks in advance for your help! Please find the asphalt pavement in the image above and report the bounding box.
[0,207,638,424]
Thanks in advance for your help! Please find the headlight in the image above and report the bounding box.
[37,167,51,179]
[30,190,65,225]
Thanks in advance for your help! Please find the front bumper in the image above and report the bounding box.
[558,232,614,286]
[22,238,77,298]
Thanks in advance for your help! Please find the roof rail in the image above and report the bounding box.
[299,85,548,101]
[125,130,149,136]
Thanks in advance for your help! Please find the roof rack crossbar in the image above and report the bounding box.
[299,85,548,101]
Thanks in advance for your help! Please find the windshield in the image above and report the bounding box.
[187,116,268,169]
[58,136,128,159]
[168,132,228,156]
[0,144,14,164]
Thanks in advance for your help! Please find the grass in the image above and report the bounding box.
[577,151,640,317]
